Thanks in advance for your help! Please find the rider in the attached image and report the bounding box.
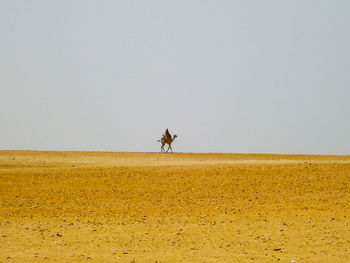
[164,128,171,141]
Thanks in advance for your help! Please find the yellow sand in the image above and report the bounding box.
[0,151,349,262]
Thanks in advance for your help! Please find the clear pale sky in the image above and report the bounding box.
[1,1,349,154]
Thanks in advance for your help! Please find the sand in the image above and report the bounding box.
[0,151,349,262]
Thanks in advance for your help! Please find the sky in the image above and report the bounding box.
[1,1,349,155]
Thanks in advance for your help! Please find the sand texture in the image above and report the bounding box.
[0,151,349,262]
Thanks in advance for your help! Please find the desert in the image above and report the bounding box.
[0,151,349,262]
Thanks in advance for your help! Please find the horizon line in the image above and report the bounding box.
[0,149,349,157]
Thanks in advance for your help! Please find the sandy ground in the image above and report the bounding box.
[0,151,349,262]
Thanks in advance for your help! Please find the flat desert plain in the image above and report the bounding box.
[0,151,349,263]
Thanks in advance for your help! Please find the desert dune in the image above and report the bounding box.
[0,151,349,262]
